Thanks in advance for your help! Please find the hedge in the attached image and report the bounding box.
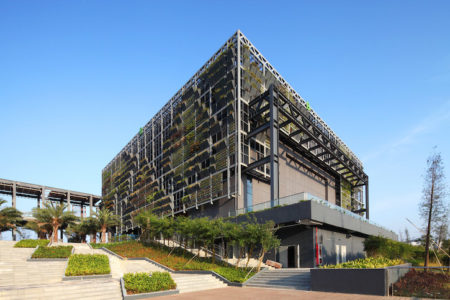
[14,239,49,248]
[65,254,110,276]
[321,257,403,269]
[123,272,176,294]
[32,246,73,258]
[364,236,424,264]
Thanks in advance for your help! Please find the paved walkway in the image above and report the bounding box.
[152,286,412,300]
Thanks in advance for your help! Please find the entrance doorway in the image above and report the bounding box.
[287,246,296,268]
[278,244,300,268]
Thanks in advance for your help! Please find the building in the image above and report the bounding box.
[102,30,395,267]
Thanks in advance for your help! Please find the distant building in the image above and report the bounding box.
[102,31,395,267]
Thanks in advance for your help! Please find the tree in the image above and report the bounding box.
[134,210,158,241]
[84,217,100,243]
[66,217,98,243]
[0,198,23,238]
[95,208,120,243]
[25,219,52,239]
[256,221,280,272]
[174,216,191,253]
[204,218,222,263]
[32,202,77,242]
[244,222,260,268]
[434,213,448,247]
[419,150,448,267]
[405,228,411,244]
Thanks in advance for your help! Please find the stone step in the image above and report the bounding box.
[0,281,121,299]
[246,283,310,290]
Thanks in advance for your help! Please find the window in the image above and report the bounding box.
[335,244,347,264]
[246,178,253,211]
[201,158,210,169]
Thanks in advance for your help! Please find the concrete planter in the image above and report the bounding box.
[120,277,179,299]
[27,245,74,262]
[310,263,411,296]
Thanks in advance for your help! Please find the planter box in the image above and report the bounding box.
[120,277,179,299]
[63,274,112,281]
[27,245,74,262]
[311,263,411,296]
[62,255,112,281]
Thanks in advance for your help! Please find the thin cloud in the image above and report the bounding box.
[362,101,450,163]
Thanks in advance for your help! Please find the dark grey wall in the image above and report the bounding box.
[311,268,387,296]
[318,228,365,265]
[275,226,314,268]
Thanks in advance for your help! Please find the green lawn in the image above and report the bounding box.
[96,240,255,283]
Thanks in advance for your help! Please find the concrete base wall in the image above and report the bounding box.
[310,264,411,296]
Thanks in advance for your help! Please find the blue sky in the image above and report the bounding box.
[1,1,449,239]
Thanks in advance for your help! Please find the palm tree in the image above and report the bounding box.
[95,208,119,243]
[32,202,78,242]
[25,220,52,239]
[84,217,100,243]
[0,198,23,238]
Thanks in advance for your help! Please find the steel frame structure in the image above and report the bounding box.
[245,86,369,218]
[102,30,370,232]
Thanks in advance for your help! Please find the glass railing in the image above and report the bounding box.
[229,192,394,234]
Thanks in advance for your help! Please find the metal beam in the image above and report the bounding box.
[246,123,270,140]
[289,129,302,137]
[243,156,271,173]
[309,144,321,151]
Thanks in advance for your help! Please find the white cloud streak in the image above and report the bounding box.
[362,100,450,163]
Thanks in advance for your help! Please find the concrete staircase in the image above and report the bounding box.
[0,279,121,300]
[171,273,227,293]
[245,268,311,290]
[0,241,122,300]
[0,241,66,287]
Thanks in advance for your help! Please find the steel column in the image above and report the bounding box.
[67,191,71,211]
[365,179,369,219]
[89,195,93,216]
[12,182,16,241]
[269,85,279,206]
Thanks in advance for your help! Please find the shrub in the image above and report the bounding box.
[123,272,176,294]
[65,254,110,276]
[14,239,49,248]
[321,257,403,269]
[364,236,424,263]
[32,246,73,258]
